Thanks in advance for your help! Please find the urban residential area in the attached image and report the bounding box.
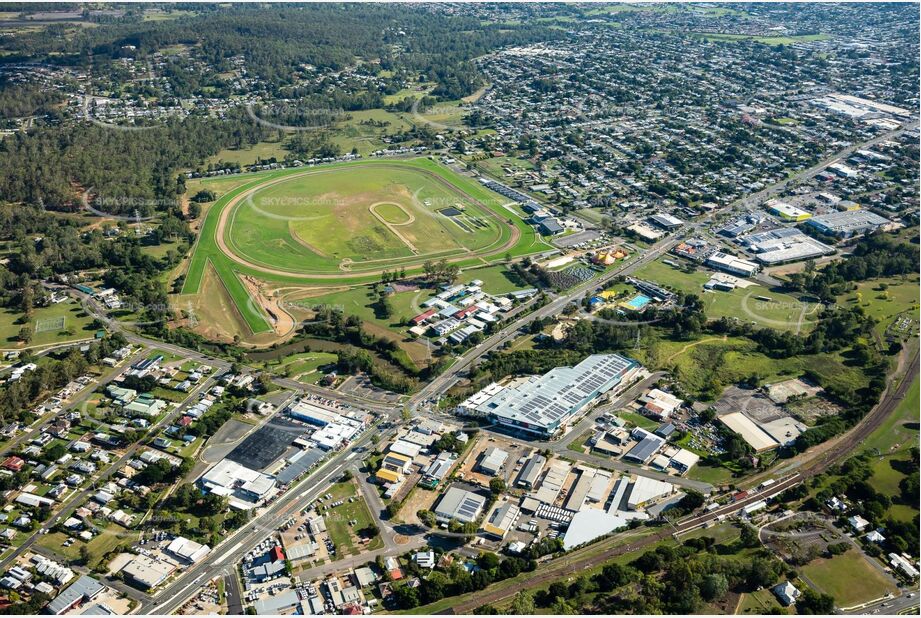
[0,2,917,616]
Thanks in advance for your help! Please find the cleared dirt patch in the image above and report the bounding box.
[173,262,251,342]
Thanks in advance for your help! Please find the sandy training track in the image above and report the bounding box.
[369,201,419,254]
[212,163,522,280]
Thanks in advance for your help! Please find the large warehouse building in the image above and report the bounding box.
[738,228,835,265]
[458,354,642,437]
[199,459,278,509]
[806,210,891,238]
[719,412,780,452]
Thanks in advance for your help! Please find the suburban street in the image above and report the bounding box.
[140,422,394,615]
[0,371,223,573]
[14,117,915,615]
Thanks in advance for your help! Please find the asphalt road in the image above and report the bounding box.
[224,571,244,615]
[409,234,681,409]
[443,344,920,614]
[0,348,147,461]
[0,372,221,574]
[849,593,919,615]
[139,423,390,615]
[51,119,919,611]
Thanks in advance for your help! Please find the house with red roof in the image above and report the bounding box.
[2,456,24,473]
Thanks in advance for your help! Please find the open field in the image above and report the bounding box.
[291,263,530,362]
[173,262,253,343]
[209,110,416,164]
[736,588,787,614]
[180,158,545,338]
[330,109,415,156]
[323,481,383,559]
[689,32,832,44]
[294,286,432,367]
[800,549,899,607]
[617,411,659,431]
[634,334,867,401]
[208,138,290,167]
[688,463,736,486]
[38,523,131,570]
[574,207,609,225]
[633,259,820,332]
[863,375,919,455]
[474,156,535,178]
[865,377,919,524]
[458,264,531,294]
[840,275,920,339]
[258,351,338,383]
[0,298,96,349]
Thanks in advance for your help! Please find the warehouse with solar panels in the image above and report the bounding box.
[464,354,641,437]
[433,487,488,524]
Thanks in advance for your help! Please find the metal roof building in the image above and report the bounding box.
[627,475,674,509]
[476,354,640,437]
[433,487,487,524]
[623,431,665,464]
[166,536,211,564]
[120,555,175,590]
[706,251,760,277]
[720,412,779,452]
[739,229,835,265]
[45,575,104,615]
[515,454,546,489]
[649,212,684,229]
[477,447,509,476]
[806,210,889,238]
[562,510,629,550]
[564,468,597,512]
[534,459,571,505]
[482,501,520,538]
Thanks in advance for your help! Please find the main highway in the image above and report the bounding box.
[39,117,917,613]
[411,118,918,411]
[139,421,400,615]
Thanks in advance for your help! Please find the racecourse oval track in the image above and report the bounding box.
[214,161,524,280]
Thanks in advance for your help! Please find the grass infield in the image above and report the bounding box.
[181,158,545,334]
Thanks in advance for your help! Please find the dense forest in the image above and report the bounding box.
[0,5,557,214]
[0,111,268,214]
[0,81,63,121]
[0,5,557,98]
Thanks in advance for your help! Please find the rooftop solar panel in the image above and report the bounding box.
[478,354,638,433]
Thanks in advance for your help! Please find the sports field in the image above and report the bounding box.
[633,258,820,332]
[0,299,95,349]
[179,157,545,336]
[800,550,899,607]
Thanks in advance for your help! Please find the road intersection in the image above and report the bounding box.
[15,121,916,613]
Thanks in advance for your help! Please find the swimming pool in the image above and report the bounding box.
[625,294,652,310]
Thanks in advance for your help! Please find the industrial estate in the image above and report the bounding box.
[0,2,917,617]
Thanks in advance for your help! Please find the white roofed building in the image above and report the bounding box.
[198,459,277,509]
[627,475,674,510]
[466,354,641,437]
[166,536,211,563]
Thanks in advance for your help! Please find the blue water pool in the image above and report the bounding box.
[626,294,652,310]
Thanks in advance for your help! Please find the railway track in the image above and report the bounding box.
[442,348,919,614]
